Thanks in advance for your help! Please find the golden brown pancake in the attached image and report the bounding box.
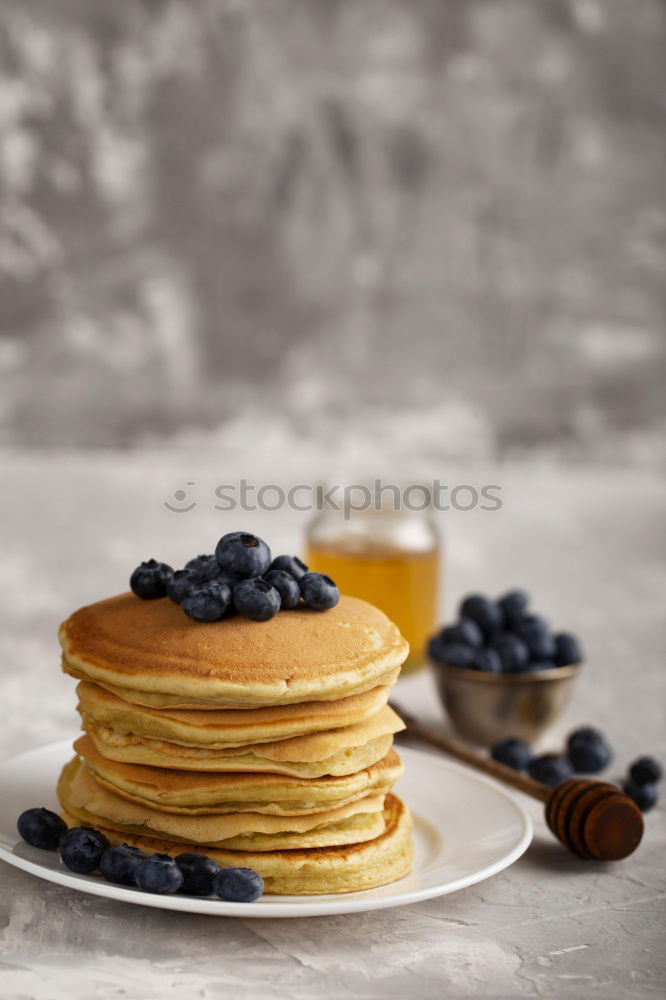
[59,593,408,708]
[75,734,404,815]
[60,794,413,895]
[74,680,391,748]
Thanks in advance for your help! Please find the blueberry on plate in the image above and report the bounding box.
[567,729,612,773]
[470,648,503,673]
[553,632,584,667]
[428,640,476,668]
[176,852,222,896]
[629,756,663,786]
[497,590,529,628]
[264,570,301,610]
[490,633,530,672]
[233,578,281,621]
[299,573,340,611]
[181,580,232,622]
[130,559,173,600]
[59,827,109,874]
[438,619,484,649]
[623,780,658,813]
[135,853,184,894]
[491,738,532,771]
[527,754,574,787]
[100,844,146,885]
[166,569,200,605]
[184,554,220,581]
[215,532,271,579]
[17,807,67,850]
[269,554,308,580]
[212,867,264,903]
[459,595,503,638]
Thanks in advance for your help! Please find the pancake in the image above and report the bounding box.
[81,703,404,777]
[60,794,413,895]
[58,757,386,851]
[59,593,408,708]
[75,680,391,748]
[75,734,404,815]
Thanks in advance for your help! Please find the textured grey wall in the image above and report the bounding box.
[1,0,665,460]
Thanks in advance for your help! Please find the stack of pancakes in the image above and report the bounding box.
[57,592,413,894]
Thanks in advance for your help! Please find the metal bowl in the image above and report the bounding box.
[431,660,582,746]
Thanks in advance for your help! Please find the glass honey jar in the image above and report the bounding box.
[304,486,441,674]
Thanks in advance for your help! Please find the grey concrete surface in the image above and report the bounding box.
[0,450,664,998]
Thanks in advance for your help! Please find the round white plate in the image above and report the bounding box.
[0,740,531,918]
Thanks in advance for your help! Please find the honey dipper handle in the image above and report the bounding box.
[391,702,551,803]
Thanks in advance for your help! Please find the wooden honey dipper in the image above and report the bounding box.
[392,703,644,861]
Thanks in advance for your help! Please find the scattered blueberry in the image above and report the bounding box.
[629,757,662,787]
[498,590,529,628]
[264,569,301,610]
[566,728,612,773]
[428,640,476,668]
[100,844,146,885]
[300,572,340,611]
[459,595,503,638]
[624,780,658,812]
[176,852,222,895]
[490,633,530,672]
[215,532,271,579]
[470,648,503,673]
[553,633,583,667]
[438,619,484,649]
[527,754,574,787]
[181,580,232,622]
[166,569,200,605]
[130,559,173,600]
[134,853,184,894]
[212,867,264,903]
[269,554,308,580]
[59,827,109,874]
[233,577,281,621]
[17,807,67,850]
[491,738,532,771]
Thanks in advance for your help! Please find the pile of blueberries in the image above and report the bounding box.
[16,808,264,901]
[428,590,583,673]
[130,531,339,623]
[491,731,662,811]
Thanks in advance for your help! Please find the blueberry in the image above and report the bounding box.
[184,554,221,581]
[428,640,476,668]
[491,738,532,771]
[215,532,271,579]
[553,633,584,667]
[166,569,200,605]
[568,737,612,773]
[299,572,340,611]
[567,727,607,753]
[269,555,308,580]
[623,780,658,813]
[100,844,146,885]
[176,852,222,895]
[459,595,503,638]
[490,633,530,672]
[135,853,184,894]
[438,619,484,649]
[264,570,301,610]
[233,578,281,621]
[181,580,232,622]
[212,867,264,903]
[527,754,574,787]
[470,648,503,673]
[59,827,109,873]
[629,757,662,786]
[130,559,173,600]
[17,807,67,850]
[498,590,529,628]
[514,616,555,661]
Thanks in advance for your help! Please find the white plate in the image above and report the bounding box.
[0,740,531,918]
